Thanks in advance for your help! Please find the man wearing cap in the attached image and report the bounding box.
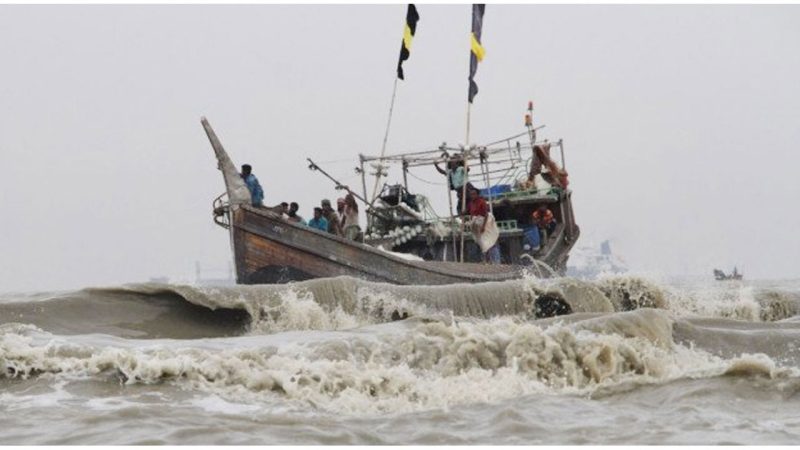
[320,199,342,236]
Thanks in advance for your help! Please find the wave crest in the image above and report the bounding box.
[5,310,796,415]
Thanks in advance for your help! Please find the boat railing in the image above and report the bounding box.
[358,124,566,209]
[212,192,230,229]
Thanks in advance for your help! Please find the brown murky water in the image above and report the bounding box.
[2,276,799,444]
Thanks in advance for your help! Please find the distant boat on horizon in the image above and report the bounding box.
[567,239,627,279]
[713,267,743,281]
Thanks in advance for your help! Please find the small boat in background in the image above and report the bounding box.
[714,267,743,281]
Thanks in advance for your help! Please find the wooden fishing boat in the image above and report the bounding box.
[201,113,579,286]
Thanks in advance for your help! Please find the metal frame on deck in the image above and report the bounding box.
[309,116,570,264]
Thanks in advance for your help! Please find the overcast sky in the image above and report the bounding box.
[1,4,798,292]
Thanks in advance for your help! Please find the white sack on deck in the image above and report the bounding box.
[471,213,499,253]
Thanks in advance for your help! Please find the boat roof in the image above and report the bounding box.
[360,130,563,169]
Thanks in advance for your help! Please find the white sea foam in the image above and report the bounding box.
[663,283,799,321]
[3,309,797,416]
[190,394,263,415]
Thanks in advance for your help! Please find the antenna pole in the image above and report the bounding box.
[307,157,392,223]
[358,154,369,230]
[445,166,457,262]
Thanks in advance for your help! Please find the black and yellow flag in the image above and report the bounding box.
[468,4,486,103]
[396,4,420,80]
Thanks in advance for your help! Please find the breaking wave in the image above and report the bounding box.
[1,276,582,339]
[664,283,800,322]
[3,275,800,416]
[2,308,798,415]
[1,275,798,341]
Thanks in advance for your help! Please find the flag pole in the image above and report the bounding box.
[459,103,472,263]
[369,77,399,209]
[368,4,419,229]
[461,3,485,263]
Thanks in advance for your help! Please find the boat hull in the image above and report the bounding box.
[231,205,530,285]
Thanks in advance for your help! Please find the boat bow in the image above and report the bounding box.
[201,117,251,207]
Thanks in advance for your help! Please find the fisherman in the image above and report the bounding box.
[239,164,264,207]
[533,205,557,235]
[320,199,343,236]
[287,202,306,224]
[307,207,328,232]
[336,197,346,217]
[434,155,473,214]
[467,187,501,264]
[341,193,361,241]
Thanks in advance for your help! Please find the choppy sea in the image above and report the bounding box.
[2,275,799,444]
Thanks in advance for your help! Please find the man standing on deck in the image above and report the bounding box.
[467,187,501,264]
[340,193,361,241]
[239,164,264,207]
[434,155,473,215]
[320,199,343,236]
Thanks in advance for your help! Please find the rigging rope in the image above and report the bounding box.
[312,158,356,165]
[370,77,400,203]
[406,170,447,186]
